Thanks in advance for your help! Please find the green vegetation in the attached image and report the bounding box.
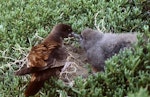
[0,0,149,97]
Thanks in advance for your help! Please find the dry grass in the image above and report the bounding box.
[60,48,88,86]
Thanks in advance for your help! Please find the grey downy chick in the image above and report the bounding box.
[80,28,137,72]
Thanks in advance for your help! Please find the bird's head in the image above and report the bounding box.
[81,28,103,41]
[52,24,74,38]
[80,28,103,50]
[81,28,93,41]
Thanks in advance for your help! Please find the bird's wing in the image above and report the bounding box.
[28,41,61,68]
[15,41,61,75]
[24,66,63,97]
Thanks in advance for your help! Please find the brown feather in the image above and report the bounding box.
[28,41,61,68]
[25,78,44,97]
[15,24,74,97]
[24,66,63,97]
[15,47,67,75]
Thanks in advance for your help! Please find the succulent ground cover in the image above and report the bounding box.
[0,0,149,97]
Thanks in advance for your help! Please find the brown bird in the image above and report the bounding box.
[15,24,74,97]
[80,28,137,72]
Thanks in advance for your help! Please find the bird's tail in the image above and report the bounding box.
[25,79,44,97]
[24,65,64,97]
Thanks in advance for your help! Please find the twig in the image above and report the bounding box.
[94,11,101,32]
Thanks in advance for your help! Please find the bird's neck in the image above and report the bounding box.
[44,32,62,43]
